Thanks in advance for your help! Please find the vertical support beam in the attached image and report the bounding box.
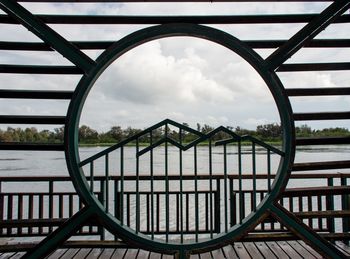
[270,203,346,259]
[341,176,350,245]
[266,0,350,70]
[22,207,93,259]
[215,179,221,233]
[48,180,54,233]
[326,178,335,238]
[0,0,96,73]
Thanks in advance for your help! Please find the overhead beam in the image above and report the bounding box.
[266,0,350,70]
[1,14,350,24]
[0,0,96,73]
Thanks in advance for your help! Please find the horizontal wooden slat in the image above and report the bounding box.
[292,160,350,171]
[13,0,339,3]
[1,14,349,24]
[293,210,350,219]
[0,64,82,74]
[278,62,350,72]
[0,89,73,99]
[295,136,350,145]
[0,240,129,253]
[0,142,64,151]
[1,39,350,51]
[283,186,350,196]
[0,115,66,124]
[242,233,350,242]
[293,111,350,121]
[0,218,66,228]
[286,87,350,96]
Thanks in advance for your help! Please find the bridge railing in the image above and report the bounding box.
[1,173,349,244]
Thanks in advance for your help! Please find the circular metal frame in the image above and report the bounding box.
[65,23,295,254]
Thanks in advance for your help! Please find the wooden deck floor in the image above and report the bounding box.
[1,241,350,259]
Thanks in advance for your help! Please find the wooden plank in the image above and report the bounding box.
[2,13,350,25]
[277,241,303,259]
[222,244,239,259]
[243,242,263,259]
[286,87,350,96]
[86,248,103,259]
[99,248,115,259]
[293,111,350,121]
[111,249,127,259]
[162,254,175,259]
[292,160,350,171]
[210,248,225,259]
[0,89,73,99]
[265,242,289,259]
[254,242,277,259]
[137,249,149,259]
[2,39,350,51]
[123,249,139,258]
[278,62,350,72]
[335,242,350,256]
[233,242,251,259]
[335,241,350,256]
[0,115,66,125]
[60,248,79,259]
[190,254,200,259]
[73,248,91,259]
[47,249,68,259]
[199,252,211,259]
[0,64,82,74]
[148,252,162,259]
[0,252,15,259]
[295,136,350,146]
[8,252,25,259]
[292,241,320,258]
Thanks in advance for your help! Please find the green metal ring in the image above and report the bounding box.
[65,23,295,255]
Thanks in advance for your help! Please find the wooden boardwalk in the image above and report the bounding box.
[1,241,350,259]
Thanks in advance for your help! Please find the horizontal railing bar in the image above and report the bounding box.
[141,230,215,235]
[0,142,64,151]
[1,172,349,182]
[283,186,350,196]
[292,160,350,171]
[14,0,337,3]
[293,111,350,121]
[0,89,73,99]
[0,192,79,195]
[286,87,350,96]
[296,136,350,145]
[292,210,350,218]
[278,62,350,72]
[118,190,214,195]
[0,115,66,124]
[242,233,350,242]
[1,14,349,24]
[1,39,349,51]
[0,64,82,74]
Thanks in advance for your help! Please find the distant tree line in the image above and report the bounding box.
[0,123,348,144]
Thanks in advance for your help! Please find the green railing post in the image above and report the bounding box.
[114,179,120,241]
[215,179,221,233]
[48,180,54,233]
[341,176,350,245]
[229,178,235,227]
[326,177,335,242]
[100,179,106,241]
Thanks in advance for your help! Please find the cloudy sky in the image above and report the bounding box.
[0,2,349,132]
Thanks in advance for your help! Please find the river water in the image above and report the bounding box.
[0,145,349,238]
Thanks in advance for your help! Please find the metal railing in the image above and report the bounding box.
[1,173,349,243]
